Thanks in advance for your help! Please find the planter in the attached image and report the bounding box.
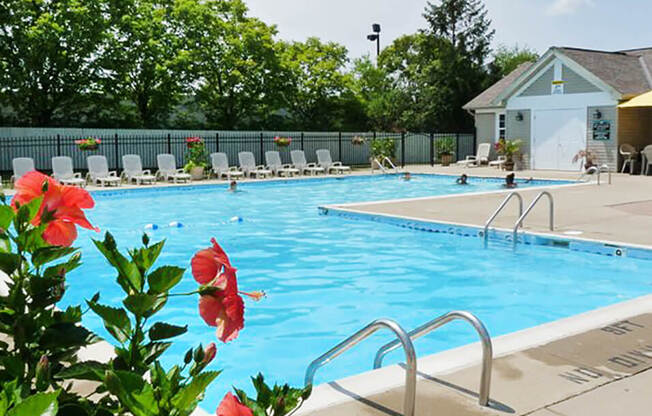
[504,160,515,171]
[440,154,453,167]
[79,144,99,151]
[190,166,205,180]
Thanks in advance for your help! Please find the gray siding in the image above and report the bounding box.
[475,113,496,145]
[520,67,554,97]
[587,106,618,170]
[506,110,531,170]
[563,65,601,94]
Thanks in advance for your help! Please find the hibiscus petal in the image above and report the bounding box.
[216,392,253,416]
[209,238,232,267]
[199,294,224,327]
[42,221,78,247]
[220,294,244,343]
[54,206,99,232]
[60,185,95,209]
[191,249,220,284]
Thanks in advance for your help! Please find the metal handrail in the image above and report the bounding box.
[512,191,554,247]
[382,156,399,171]
[483,192,523,245]
[373,311,493,407]
[372,158,389,174]
[304,319,417,416]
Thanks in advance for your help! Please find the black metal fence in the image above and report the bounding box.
[0,130,476,174]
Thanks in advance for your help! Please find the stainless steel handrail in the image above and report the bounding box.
[372,158,389,174]
[483,192,523,245]
[382,156,399,171]
[304,319,417,416]
[512,191,554,247]
[373,311,493,407]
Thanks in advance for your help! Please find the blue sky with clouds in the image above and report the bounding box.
[245,0,652,60]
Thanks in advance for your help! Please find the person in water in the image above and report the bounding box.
[504,173,517,188]
[402,172,412,181]
[228,180,238,192]
[456,174,468,185]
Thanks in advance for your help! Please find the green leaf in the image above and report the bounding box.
[0,252,19,275]
[93,237,143,292]
[171,371,220,410]
[15,195,43,225]
[123,294,157,316]
[32,246,76,267]
[0,205,15,230]
[7,391,59,416]
[147,266,185,294]
[87,301,131,343]
[104,371,158,416]
[40,323,99,349]
[148,322,187,341]
[129,240,165,274]
[54,361,108,382]
[140,342,172,365]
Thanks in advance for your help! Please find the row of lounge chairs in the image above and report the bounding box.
[9,149,351,188]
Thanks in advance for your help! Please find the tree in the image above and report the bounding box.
[101,0,190,128]
[278,37,356,130]
[0,0,107,126]
[489,44,539,79]
[178,0,284,130]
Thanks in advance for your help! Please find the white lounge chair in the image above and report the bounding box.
[210,153,244,180]
[488,155,507,169]
[265,151,299,177]
[290,150,324,176]
[156,154,191,183]
[121,154,156,185]
[86,155,121,187]
[456,143,491,167]
[238,152,272,178]
[52,156,85,187]
[316,149,351,174]
[11,157,36,184]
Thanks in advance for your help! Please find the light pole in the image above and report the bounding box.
[367,23,381,57]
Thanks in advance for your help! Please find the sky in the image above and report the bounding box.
[244,0,652,60]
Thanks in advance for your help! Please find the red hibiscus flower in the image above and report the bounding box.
[12,171,99,247]
[191,238,233,286]
[216,393,252,416]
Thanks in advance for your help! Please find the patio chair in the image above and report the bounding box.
[619,143,637,173]
[238,152,272,178]
[121,154,156,185]
[290,150,324,176]
[316,149,351,174]
[642,145,652,176]
[156,154,191,183]
[11,157,36,185]
[210,153,244,181]
[265,151,299,177]
[456,143,491,167]
[86,155,121,187]
[488,155,507,169]
[52,156,85,187]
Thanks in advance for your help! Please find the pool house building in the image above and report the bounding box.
[464,46,652,172]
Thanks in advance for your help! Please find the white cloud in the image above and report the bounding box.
[547,0,594,16]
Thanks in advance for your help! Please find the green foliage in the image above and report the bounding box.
[0,382,60,416]
[184,139,209,171]
[489,44,539,79]
[235,374,312,416]
[369,138,397,160]
[495,139,523,161]
[436,137,456,156]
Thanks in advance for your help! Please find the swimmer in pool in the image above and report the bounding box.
[228,180,238,192]
[456,174,468,185]
[402,172,412,181]
[504,173,517,188]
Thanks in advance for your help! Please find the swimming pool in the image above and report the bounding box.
[62,174,649,411]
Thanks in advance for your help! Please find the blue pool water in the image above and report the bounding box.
[61,174,649,411]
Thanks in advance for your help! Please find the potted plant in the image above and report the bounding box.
[495,139,523,171]
[436,136,455,166]
[273,136,292,147]
[351,136,366,146]
[184,136,208,179]
[75,137,101,151]
[369,137,396,169]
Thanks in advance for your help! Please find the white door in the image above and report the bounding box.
[532,109,586,170]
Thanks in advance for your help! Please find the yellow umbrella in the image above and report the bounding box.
[619,90,652,108]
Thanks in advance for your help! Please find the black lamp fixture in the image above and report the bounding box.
[593,109,602,119]
[367,23,381,57]
[516,112,524,122]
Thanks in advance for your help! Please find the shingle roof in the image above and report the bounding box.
[559,47,652,96]
[463,62,533,109]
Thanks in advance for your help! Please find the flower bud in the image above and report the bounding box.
[193,344,205,363]
[184,348,193,364]
[36,355,49,377]
[203,342,217,365]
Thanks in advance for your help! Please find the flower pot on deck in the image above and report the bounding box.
[440,154,453,167]
[190,166,205,180]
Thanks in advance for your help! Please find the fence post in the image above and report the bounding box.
[338,132,342,161]
[430,133,434,166]
[401,132,406,167]
[167,133,171,154]
[114,133,119,170]
[259,132,264,164]
[56,134,61,156]
[300,132,304,150]
[216,132,219,152]
[456,132,460,161]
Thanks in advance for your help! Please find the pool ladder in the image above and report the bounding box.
[483,191,554,248]
[372,156,401,174]
[304,311,493,416]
